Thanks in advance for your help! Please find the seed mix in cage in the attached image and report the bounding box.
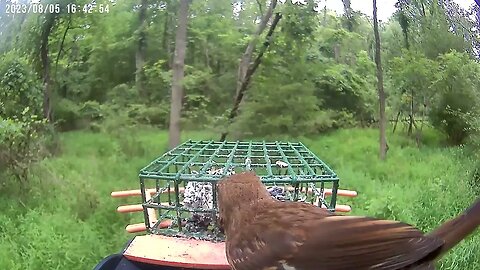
[182,159,301,233]
[275,160,288,168]
[182,165,235,234]
[267,186,287,201]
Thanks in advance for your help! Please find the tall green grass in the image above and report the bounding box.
[0,127,478,269]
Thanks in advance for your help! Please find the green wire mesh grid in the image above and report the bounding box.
[138,140,340,241]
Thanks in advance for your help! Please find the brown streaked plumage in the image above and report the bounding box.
[217,171,480,270]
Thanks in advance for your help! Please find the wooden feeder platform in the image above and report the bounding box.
[123,234,228,269]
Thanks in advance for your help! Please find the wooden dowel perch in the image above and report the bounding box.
[111,187,357,198]
[113,183,357,233]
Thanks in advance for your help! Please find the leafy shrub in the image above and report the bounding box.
[79,101,105,121]
[330,110,359,129]
[0,110,49,185]
[429,91,477,145]
[0,51,42,118]
[105,83,139,106]
[127,103,169,127]
[144,60,171,102]
[388,51,437,128]
[54,99,122,132]
[313,64,376,125]
[182,94,211,129]
[0,52,58,185]
[311,110,336,133]
[428,51,480,145]
[460,108,480,194]
[232,82,319,138]
[53,98,81,131]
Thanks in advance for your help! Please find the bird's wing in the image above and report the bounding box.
[225,223,303,270]
[226,205,444,270]
[225,203,316,270]
[290,215,445,270]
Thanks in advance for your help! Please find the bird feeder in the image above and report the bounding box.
[104,140,357,270]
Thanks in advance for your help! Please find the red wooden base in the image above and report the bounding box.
[123,234,230,269]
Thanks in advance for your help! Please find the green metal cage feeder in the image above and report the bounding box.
[138,140,340,241]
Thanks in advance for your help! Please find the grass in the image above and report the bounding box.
[0,126,479,269]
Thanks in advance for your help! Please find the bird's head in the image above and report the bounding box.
[216,171,272,232]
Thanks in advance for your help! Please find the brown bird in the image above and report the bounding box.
[216,171,480,270]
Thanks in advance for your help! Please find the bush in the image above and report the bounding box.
[460,108,480,194]
[0,110,50,186]
[105,84,139,106]
[313,64,376,125]
[232,82,319,138]
[79,101,105,122]
[429,91,477,145]
[127,103,169,127]
[428,51,480,145]
[0,51,42,118]
[182,94,212,129]
[388,51,437,131]
[53,98,81,131]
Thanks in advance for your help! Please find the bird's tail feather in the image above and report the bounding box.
[427,198,480,256]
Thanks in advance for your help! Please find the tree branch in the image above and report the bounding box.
[235,0,277,97]
[256,0,264,17]
[55,15,72,78]
[220,12,282,141]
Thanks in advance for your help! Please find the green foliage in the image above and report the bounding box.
[105,83,139,106]
[53,99,103,130]
[0,51,42,118]
[428,51,480,145]
[281,1,318,45]
[315,27,368,63]
[415,15,467,59]
[1,0,478,142]
[127,103,169,127]
[233,81,319,138]
[380,20,405,62]
[143,61,171,102]
[79,100,105,122]
[1,129,479,269]
[388,50,437,117]
[314,63,376,125]
[53,98,81,131]
[182,94,211,129]
[0,110,49,185]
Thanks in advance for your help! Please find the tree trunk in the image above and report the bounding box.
[136,0,148,98]
[333,43,340,63]
[55,16,72,78]
[161,7,170,60]
[373,0,387,160]
[408,88,414,135]
[392,110,401,134]
[398,11,410,50]
[168,0,190,149]
[341,0,353,31]
[323,5,327,26]
[40,14,56,122]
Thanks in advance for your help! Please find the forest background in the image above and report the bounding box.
[1,0,480,269]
